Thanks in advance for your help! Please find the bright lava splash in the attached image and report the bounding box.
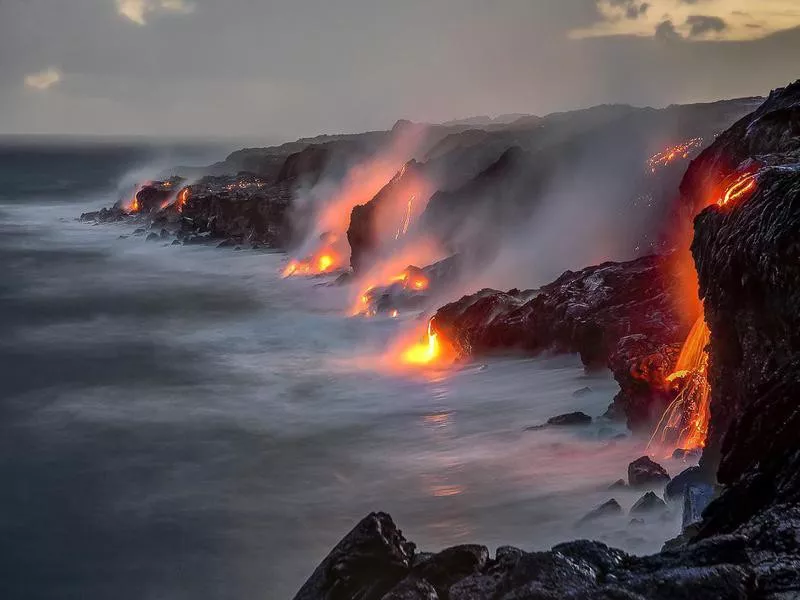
[401,320,444,365]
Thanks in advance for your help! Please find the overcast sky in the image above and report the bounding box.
[1,0,798,139]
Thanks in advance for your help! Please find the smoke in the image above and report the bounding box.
[285,123,429,264]
[116,0,194,25]
[24,67,63,91]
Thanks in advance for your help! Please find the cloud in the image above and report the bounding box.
[24,67,62,90]
[572,0,800,41]
[606,0,650,20]
[685,14,728,37]
[654,20,682,41]
[116,0,193,25]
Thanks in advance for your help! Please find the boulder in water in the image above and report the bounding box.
[577,499,622,524]
[630,491,668,514]
[628,456,671,487]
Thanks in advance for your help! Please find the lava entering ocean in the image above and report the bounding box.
[650,169,760,456]
[647,316,711,455]
[400,319,452,366]
[282,236,345,277]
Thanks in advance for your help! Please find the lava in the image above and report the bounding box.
[395,195,415,240]
[647,316,711,455]
[647,137,704,173]
[282,250,340,277]
[175,187,190,211]
[401,319,446,366]
[718,172,757,207]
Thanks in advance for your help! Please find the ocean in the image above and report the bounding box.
[0,139,685,599]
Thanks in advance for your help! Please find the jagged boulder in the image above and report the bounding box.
[628,456,671,487]
[292,512,414,600]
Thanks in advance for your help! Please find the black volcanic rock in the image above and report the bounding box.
[687,84,800,536]
[630,491,668,514]
[665,466,706,501]
[430,254,687,429]
[347,159,427,273]
[578,499,623,523]
[547,411,592,426]
[291,512,413,600]
[628,456,670,487]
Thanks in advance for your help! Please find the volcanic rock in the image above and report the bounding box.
[577,499,623,523]
[145,232,160,242]
[665,466,706,501]
[546,411,592,426]
[431,254,687,430]
[628,456,670,487]
[609,479,627,490]
[630,491,668,514]
[347,159,427,273]
[573,386,593,397]
[291,512,413,600]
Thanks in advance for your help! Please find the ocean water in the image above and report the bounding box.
[0,142,690,600]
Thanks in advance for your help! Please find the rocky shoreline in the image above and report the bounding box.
[77,81,800,599]
[290,82,800,599]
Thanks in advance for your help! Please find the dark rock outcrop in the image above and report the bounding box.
[628,456,671,487]
[578,499,623,523]
[292,512,414,600]
[630,491,668,514]
[687,82,800,536]
[430,254,688,429]
[547,411,592,426]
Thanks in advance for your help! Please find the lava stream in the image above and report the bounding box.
[647,316,711,456]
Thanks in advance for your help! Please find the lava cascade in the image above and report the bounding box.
[647,316,711,455]
[650,170,759,455]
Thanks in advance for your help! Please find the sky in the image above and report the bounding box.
[1,0,798,140]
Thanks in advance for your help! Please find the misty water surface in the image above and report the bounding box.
[0,149,690,599]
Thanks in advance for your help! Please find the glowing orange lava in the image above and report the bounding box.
[648,316,712,456]
[401,320,445,365]
[718,173,757,207]
[175,187,190,211]
[647,137,704,173]
[353,267,431,316]
[282,247,342,277]
[395,195,415,240]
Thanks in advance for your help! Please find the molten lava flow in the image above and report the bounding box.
[175,187,190,211]
[647,316,712,455]
[282,244,343,278]
[395,195,415,240]
[647,137,704,173]
[401,320,444,365]
[718,172,757,207]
